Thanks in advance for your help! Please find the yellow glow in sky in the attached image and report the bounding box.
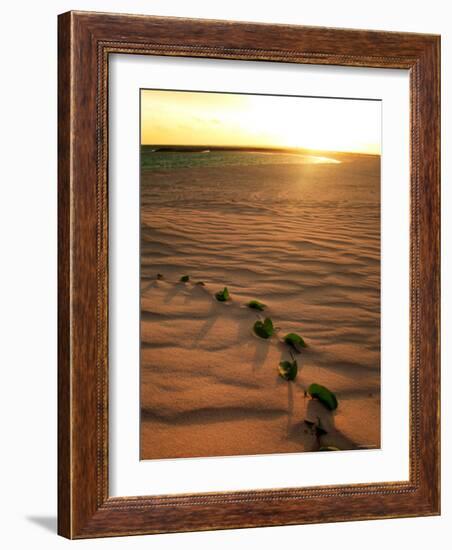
[141,89,381,155]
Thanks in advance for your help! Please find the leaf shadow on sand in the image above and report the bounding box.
[189,283,237,346]
[277,341,300,437]
[163,281,190,304]
[187,288,272,371]
[141,279,160,295]
[251,337,271,372]
[286,381,295,437]
[237,314,271,372]
[287,398,358,452]
[191,299,224,347]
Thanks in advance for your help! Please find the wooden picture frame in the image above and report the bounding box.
[58,11,440,539]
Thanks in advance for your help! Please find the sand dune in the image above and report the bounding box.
[140,153,380,459]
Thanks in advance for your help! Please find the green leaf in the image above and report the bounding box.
[308,383,338,411]
[319,446,340,452]
[253,317,274,339]
[180,275,190,282]
[263,317,274,333]
[278,359,298,381]
[215,287,230,302]
[284,333,307,349]
[247,300,266,311]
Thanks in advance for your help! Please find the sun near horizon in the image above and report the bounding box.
[141,89,381,155]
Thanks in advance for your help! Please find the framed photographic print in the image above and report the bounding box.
[58,11,440,538]
[138,88,381,461]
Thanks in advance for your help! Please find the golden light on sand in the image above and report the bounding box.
[141,89,381,155]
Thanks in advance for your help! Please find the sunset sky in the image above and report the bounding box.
[141,89,381,155]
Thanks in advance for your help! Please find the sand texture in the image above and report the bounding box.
[140,151,380,460]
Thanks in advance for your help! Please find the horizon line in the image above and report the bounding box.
[140,143,381,156]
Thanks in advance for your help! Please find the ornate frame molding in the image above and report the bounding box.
[58,11,440,538]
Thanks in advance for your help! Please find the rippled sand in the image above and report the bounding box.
[140,152,380,459]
